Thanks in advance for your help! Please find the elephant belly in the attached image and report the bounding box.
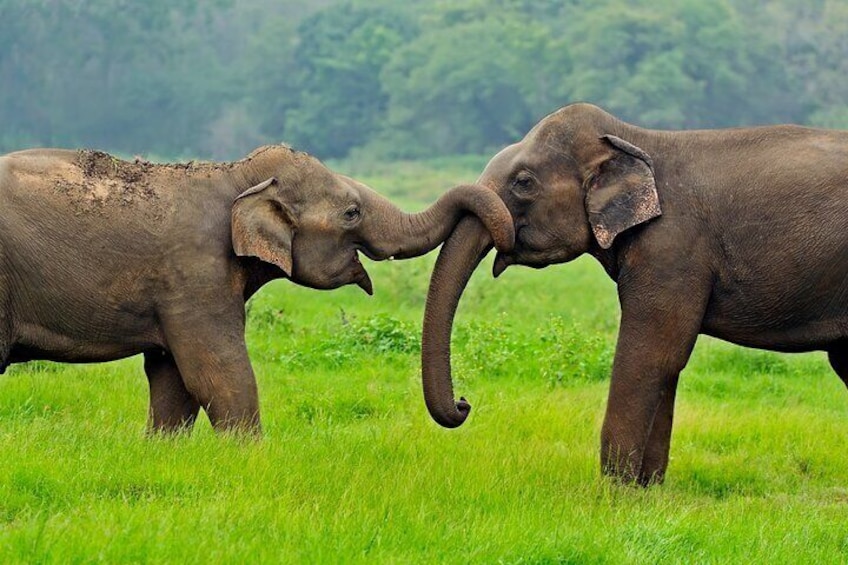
[6,272,165,365]
[1,234,167,365]
[701,288,848,353]
[703,224,848,352]
[9,318,164,365]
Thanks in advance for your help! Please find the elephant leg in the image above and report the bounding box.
[600,276,707,485]
[161,310,261,433]
[0,290,10,374]
[637,373,680,486]
[828,343,848,388]
[143,349,200,433]
[0,323,9,374]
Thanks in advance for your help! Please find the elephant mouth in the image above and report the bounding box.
[358,247,381,261]
[492,247,551,277]
[492,224,530,277]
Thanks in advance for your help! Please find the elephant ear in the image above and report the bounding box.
[585,135,661,249]
[231,177,296,276]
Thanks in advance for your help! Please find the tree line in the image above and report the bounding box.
[1,0,847,161]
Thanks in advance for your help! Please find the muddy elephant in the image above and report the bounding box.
[0,145,514,432]
[421,103,848,485]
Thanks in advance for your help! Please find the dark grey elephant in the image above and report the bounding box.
[0,145,514,432]
[420,103,848,485]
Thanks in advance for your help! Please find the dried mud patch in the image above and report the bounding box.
[77,149,155,197]
[46,150,169,222]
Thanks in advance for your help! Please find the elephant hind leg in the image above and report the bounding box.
[827,343,848,389]
[0,289,10,374]
[160,312,261,433]
[0,319,9,373]
[144,349,200,433]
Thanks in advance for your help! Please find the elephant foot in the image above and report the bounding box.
[601,445,643,486]
[601,441,671,487]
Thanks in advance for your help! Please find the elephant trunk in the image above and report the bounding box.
[365,184,513,260]
[421,216,493,427]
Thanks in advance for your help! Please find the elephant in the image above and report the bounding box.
[0,144,514,433]
[420,103,848,485]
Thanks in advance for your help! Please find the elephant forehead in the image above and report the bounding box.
[481,144,522,180]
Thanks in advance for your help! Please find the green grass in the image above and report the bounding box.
[1,158,847,563]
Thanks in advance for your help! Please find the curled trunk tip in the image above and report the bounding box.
[424,394,471,428]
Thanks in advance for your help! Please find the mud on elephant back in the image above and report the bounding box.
[421,103,848,486]
[0,144,514,433]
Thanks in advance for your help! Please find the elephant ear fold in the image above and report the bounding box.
[585,135,661,249]
[231,177,296,277]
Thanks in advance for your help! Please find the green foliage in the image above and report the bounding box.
[277,2,419,158]
[564,0,803,128]
[0,1,235,156]
[375,17,538,158]
[345,314,420,354]
[537,317,615,386]
[453,315,613,387]
[2,0,848,159]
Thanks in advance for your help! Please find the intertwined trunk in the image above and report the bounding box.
[363,184,512,261]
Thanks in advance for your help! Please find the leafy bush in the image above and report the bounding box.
[344,314,420,354]
[536,317,615,386]
[454,314,614,386]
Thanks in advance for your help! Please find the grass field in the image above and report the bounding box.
[1,160,846,563]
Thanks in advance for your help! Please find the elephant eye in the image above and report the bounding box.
[512,172,536,196]
[343,205,361,222]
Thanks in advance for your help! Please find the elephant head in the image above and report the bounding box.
[231,149,515,294]
[421,104,661,427]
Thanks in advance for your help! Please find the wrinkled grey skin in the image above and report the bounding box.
[0,145,514,433]
[421,103,848,485]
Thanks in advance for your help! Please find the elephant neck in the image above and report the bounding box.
[242,258,288,300]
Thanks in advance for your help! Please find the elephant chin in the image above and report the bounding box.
[356,270,374,295]
[493,253,512,278]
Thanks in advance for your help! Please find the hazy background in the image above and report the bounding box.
[2,0,847,162]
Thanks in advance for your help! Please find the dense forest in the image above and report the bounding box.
[2,0,847,161]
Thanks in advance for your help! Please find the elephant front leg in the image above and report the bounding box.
[144,349,200,433]
[162,311,261,433]
[601,365,680,484]
[600,279,706,485]
[637,374,679,485]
